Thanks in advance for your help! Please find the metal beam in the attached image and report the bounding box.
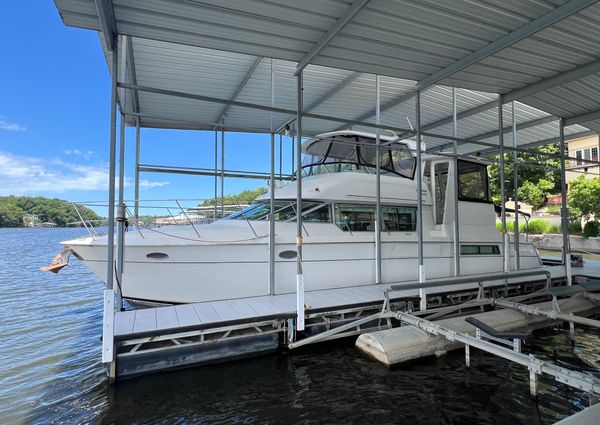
[274,72,361,133]
[215,57,263,125]
[94,0,117,52]
[504,58,600,103]
[126,36,140,113]
[334,89,417,132]
[119,82,411,134]
[432,114,557,152]
[564,108,600,126]
[417,0,599,90]
[474,129,597,155]
[295,0,371,74]
[138,164,292,181]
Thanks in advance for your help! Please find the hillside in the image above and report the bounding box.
[0,196,102,228]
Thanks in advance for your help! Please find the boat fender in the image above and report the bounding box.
[40,248,72,274]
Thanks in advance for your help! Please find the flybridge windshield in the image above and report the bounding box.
[301,136,416,179]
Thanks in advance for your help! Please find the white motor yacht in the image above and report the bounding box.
[60,131,541,304]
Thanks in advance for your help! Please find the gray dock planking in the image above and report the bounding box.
[114,262,600,341]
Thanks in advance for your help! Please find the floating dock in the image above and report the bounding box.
[101,262,600,380]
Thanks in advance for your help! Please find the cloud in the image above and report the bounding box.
[0,151,109,194]
[0,151,170,195]
[0,117,26,132]
[64,149,94,160]
[140,179,170,188]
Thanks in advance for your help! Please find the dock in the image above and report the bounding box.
[101,262,600,379]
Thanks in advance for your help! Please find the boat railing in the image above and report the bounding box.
[67,198,251,238]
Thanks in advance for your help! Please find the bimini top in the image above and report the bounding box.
[301,131,416,179]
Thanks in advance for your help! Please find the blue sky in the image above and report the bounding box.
[0,2,293,215]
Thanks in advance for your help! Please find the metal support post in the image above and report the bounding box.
[269,58,276,295]
[134,118,141,220]
[512,102,520,270]
[559,119,572,285]
[498,97,508,272]
[465,344,471,367]
[221,128,225,218]
[416,91,426,311]
[116,113,126,289]
[214,130,218,220]
[279,134,283,180]
[452,88,460,276]
[106,41,118,295]
[375,75,382,284]
[296,71,305,331]
[291,132,295,178]
[269,131,276,295]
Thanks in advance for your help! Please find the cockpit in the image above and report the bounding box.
[301,134,416,179]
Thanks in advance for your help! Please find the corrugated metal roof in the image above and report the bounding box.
[53,0,600,153]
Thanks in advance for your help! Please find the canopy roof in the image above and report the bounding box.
[54,0,600,155]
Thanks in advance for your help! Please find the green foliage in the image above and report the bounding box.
[488,144,561,209]
[583,221,600,238]
[569,220,583,235]
[569,176,600,221]
[546,205,560,215]
[201,187,268,207]
[497,219,562,235]
[0,196,101,227]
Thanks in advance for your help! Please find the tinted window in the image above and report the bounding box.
[335,204,416,232]
[458,160,490,202]
[460,245,500,255]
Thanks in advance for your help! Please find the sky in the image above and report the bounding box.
[0,2,293,215]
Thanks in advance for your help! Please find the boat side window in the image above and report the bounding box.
[303,204,332,223]
[335,204,416,232]
[457,160,490,202]
[460,245,500,255]
[382,206,416,231]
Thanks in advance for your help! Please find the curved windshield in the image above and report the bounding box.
[301,136,415,179]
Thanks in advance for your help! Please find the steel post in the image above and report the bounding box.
[117,113,125,286]
[452,88,460,276]
[214,130,218,220]
[512,102,520,269]
[416,91,426,310]
[296,71,305,330]
[559,119,571,285]
[269,58,276,295]
[279,134,283,180]
[375,75,382,284]
[498,97,508,272]
[291,132,295,178]
[221,128,225,218]
[106,41,118,296]
[134,118,140,220]
[269,132,276,295]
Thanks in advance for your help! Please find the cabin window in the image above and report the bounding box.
[335,204,416,232]
[458,160,490,203]
[223,201,331,223]
[460,245,500,255]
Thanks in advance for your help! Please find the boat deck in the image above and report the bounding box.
[114,262,600,341]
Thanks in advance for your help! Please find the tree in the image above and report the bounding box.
[569,176,600,221]
[0,196,102,227]
[201,187,268,207]
[487,143,561,207]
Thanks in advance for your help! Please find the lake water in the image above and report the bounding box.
[1,227,599,424]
